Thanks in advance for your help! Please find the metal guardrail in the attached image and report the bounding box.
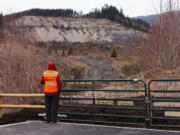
[0,92,45,117]
[148,79,180,128]
[0,79,180,128]
[59,79,147,126]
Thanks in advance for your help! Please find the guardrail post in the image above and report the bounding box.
[92,82,95,105]
[139,79,151,128]
[0,91,2,118]
[145,97,151,127]
[147,80,152,128]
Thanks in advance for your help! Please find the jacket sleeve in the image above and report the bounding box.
[40,76,45,85]
[57,73,62,93]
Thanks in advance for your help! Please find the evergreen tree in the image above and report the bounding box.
[61,49,65,56]
[85,4,150,32]
[111,48,117,58]
[68,45,73,56]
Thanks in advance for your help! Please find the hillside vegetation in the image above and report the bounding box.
[85,5,149,32]
[4,5,150,33]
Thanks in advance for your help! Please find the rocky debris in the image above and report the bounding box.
[55,55,119,80]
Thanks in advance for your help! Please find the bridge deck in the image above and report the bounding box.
[0,121,180,135]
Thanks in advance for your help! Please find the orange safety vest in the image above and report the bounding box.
[43,70,58,93]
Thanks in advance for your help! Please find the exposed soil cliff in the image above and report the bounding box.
[7,16,143,43]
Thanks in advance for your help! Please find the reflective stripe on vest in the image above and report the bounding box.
[43,70,58,93]
[43,71,58,76]
[45,82,58,85]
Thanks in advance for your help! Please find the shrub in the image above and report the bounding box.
[71,67,82,79]
[61,49,65,56]
[122,64,140,75]
[118,56,135,61]
[68,45,73,55]
[48,46,52,54]
[36,42,46,48]
[111,48,117,58]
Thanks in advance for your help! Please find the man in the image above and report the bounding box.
[40,62,61,123]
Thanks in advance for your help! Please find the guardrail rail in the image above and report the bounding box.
[59,79,147,126]
[148,79,180,128]
[0,93,44,117]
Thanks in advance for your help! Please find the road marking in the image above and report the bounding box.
[0,121,34,128]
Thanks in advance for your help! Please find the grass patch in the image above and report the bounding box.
[122,64,141,76]
[110,56,138,64]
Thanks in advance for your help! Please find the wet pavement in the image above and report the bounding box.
[0,121,180,135]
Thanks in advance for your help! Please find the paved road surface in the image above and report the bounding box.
[0,121,180,135]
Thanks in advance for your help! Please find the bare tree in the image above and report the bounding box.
[139,0,180,69]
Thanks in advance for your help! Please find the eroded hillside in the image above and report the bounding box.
[6,16,144,43]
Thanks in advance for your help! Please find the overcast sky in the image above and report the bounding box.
[0,0,163,17]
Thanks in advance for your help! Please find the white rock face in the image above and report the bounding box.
[10,16,142,43]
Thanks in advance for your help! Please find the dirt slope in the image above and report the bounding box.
[6,16,144,43]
